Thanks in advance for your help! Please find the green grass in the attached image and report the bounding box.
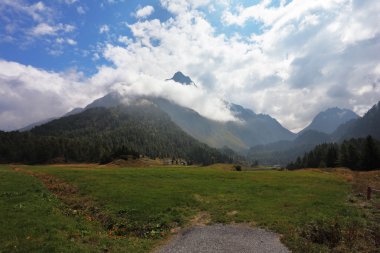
[0,165,372,252]
[0,166,154,253]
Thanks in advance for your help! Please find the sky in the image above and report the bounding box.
[0,0,379,132]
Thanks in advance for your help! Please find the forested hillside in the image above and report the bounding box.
[333,101,380,140]
[0,104,232,165]
[247,130,331,165]
[249,101,380,166]
[287,136,380,170]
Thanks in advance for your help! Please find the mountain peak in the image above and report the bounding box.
[228,103,256,119]
[166,71,196,86]
[85,92,122,109]
[300,107,358,134]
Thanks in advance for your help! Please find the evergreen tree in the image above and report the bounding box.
[361,135,379,170]
[347,143,359,169]
[339,141,349,167]
[286,136,380,171]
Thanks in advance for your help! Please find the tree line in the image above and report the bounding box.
[287,136,380,170]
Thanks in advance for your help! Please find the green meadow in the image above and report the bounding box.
[0,165,376,252]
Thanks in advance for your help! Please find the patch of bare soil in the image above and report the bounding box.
[189,211,211,226]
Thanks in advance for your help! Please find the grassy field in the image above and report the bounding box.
[0,164,378,252]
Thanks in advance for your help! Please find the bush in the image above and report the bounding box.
[234,165,242,171]
[299,217,376,252]
[301,218,342,248]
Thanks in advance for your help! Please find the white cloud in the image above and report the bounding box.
[30,23,57,36]
[64,0,78,4]
[76,6,86,14]
[99,24,110,34]
[55,37,77,47]
[94,44,237,122]
[1,0,380,132]
[30,23,75,36]
[0,0,76,52]
[134,5,154,19]
[66,38,77,45]
[0,0,52,23]
[63,24,76,32]
[56,38,65,44]
[118,36,132,45]
[0,60,101,131]
[98,0,380,131]
[104,0,125,5]
[160,0,212,14]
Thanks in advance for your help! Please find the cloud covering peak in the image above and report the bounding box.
[0,0,380,131]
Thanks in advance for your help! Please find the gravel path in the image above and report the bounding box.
[155,224,290,253]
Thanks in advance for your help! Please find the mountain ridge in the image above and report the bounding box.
[299,107,358,134]
[0,102,233,164]
[80,92,296,151]
[248,101,380,165]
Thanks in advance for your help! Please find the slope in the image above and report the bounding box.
[299,107,358,134]
[83,93,295,151]
[0,101,231,165]
[333,101,380,141]
[248,130,331,165]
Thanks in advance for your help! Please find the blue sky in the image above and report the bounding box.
[0,0,173,75]
[0,0,267,75]
[0,0,379,131]
[0,0,289,75]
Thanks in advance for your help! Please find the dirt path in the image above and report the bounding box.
[154,224,290,253]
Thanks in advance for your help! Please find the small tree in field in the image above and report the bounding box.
[234,165,242,171]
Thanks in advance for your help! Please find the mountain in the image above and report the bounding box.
[166,71,196,86]
[85,92,123,109]
[80,92,295,152]
[248,130,331,165]
[64,107,84,117]
[299,107,358,134]
[18,107,85,132]
[333,101,380,141]
[150,97,246,151]
[18,117,57,132]
[248,101,380,166]
[13,71,296,152]
[226,103,296,147]
[0,101,231,164]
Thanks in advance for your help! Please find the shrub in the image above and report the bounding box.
[301,218,342,248]
[234,165,242,171]
[299,217,375,252]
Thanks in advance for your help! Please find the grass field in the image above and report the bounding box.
[0,164,378,252]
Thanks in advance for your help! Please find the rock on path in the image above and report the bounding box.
[155,224,290,253]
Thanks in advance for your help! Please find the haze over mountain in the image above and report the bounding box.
[12,66,380,166]
[333,101,380,141]
[299,108,358,134]
[3,83,379,166]
[249,101,380,165]
[248,130,332,165]
[78,88,295,152]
